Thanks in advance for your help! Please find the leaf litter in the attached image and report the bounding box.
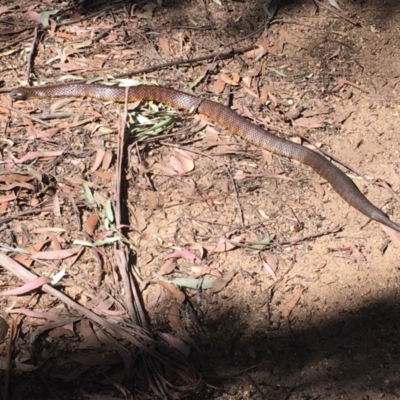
[1,1,400,399]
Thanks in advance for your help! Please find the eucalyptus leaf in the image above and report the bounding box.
[105,199,114,223]
[51,267,66,285]
[82,183,96,207]
[40,10,59,28]
[267,68,286,78]
[254,48,268,62]
[93,236,120,246]
[73,240,94,247]
[0,246,30,254]
[189,71,207,89]
[245,234,275,252]
[157,275,214,290]
[328,0,341,10]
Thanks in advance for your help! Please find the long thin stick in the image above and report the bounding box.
[113,45,257,79]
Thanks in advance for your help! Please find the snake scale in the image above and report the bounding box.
[9,83,400,232]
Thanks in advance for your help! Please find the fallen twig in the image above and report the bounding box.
[313,0,361,26]
[0,101,53,128]
[0,252,201,397]
[223,224,342,250]
[114,45,257,79]
[26,27,40,85]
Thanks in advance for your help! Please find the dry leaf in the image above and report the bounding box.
[8,308,60,321]
[259,36,279,55]
[243,46,262,59]
[190,265,221,277]
[293,117,325,129]
[170,155,194,174]
[48,327,75,339]
[211,77,226,94]
[164,249,201,264]
[302,106,331,117]
[208,236,239,253]
[262,259,278,281]
[85,212,100,235]
[241,81,259,99]
[131,210,147,232]
[261,150,273,168]
[174,148,194,160]
[154,280,185,303]
[77,320,102,348]
[382,225,400,250]
[349,243,366,262]
[266,253,278,270]
[1,276,51,296]
[0,193,16,204]
[285,200,309,210]
[48,233,61,251]
[158,259,176,275]
[144,191,158,211]
[102,150,113,170]
[14,240,48,267]
[268,91,279,107]
[220,73,240,86]
[34,247,82,260]
[231,72,240,83]
[233,170,246,180]
[94,171,114,180]
[159,34,172,56]
[91,148,105,172]
[260,86,269,104]
[158,332,190,356]
[144,285,166,309]
[167,303,182,331]
[333,110,353,124]
[210,271,236,294]
[281,288,306,319]
[310,179,325,197]
[153,162,177,176]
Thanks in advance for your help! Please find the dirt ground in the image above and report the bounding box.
[1,0,400,399]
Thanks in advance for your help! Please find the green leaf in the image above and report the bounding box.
[82,183,96,207]
[267,68,286,78]
[40,10,59,28]
[93,236,120,246]
[245,234,275,252]
[254,48,268,62]
[73,239,94,247]
[105,199,114,223]
[51,267,66,284]
[189,71,207,89]
[157,275,214,290]
[328,0,341,10]
[0,246,30,254]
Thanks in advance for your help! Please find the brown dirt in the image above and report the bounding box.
[1,0,400,399]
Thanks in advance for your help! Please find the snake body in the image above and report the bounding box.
[9,83,400,232]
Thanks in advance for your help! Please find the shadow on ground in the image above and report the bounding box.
[73,0,400,23]
[3,289,400,399]
[192,290,400,398]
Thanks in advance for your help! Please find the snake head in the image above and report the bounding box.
[9,88,29,101]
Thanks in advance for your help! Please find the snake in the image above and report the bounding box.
[9,83,400,233]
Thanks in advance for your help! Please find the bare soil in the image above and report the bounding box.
[1,0,400,399]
